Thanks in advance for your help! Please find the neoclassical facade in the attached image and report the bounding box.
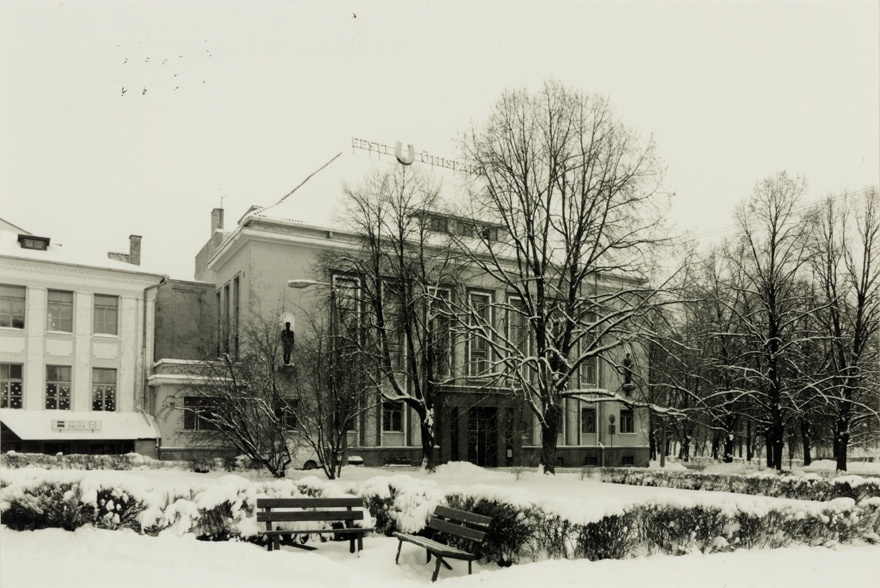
[147,147,650,467]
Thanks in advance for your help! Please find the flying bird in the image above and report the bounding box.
[121,87,127,96]
[142,87,147,95]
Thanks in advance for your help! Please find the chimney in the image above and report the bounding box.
[107,235,142,266]
[128,235,142,266]
[211,208,225,235]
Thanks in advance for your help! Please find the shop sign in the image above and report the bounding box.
[52,420,102,432]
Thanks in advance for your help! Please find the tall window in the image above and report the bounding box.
[579,313,599,388]
[580,407,597,434]
[215,289,222,356]
[223,283,230,354]
[1,363,23,409]
[382,400,404,433]
[0,285,25,329]
[467,292,492,377]
[47,290,73,332]
[620,409,634,434]
[184,397,218,431]
[232,276,240,358]
[93,294,118,335]
[46,365,71,410]
[277,398,298,430]
[92,368,116,411]
[428,288,453,378]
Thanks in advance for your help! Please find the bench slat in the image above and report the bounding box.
[428,517,487,543]
[257,510,365,523]
[433,505,491,527]
[263,527,374,536]
[257,497,363,508]
[394,533,477,560]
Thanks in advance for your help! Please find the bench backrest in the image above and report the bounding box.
[256,497,366,524]
[427,505,491,546]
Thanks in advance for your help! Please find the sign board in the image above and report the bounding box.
[53,420,102,432]
[351,137,473,173]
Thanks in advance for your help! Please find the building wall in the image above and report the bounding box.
[0,255,163,454]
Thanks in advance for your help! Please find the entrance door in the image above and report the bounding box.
[467,407,498,467]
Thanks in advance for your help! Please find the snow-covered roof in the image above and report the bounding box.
[0,410,160,441]
[246,150,471,231]
[0,228,166,279]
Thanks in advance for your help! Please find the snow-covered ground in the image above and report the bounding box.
[2,461,879,588]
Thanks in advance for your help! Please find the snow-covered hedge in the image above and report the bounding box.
[0,452,235,473]
[600,469,880,502]
[3,468,878,564]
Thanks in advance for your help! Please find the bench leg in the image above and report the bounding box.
[468,561,472,575]
[395,540,404,565]
[432,558,444,582]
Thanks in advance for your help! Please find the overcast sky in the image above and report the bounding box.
[1,1,877,280]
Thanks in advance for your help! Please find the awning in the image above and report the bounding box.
[0,410,160,441]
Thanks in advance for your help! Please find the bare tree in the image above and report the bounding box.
[722,172,816,471]
[456,81,671,473]
[182,312,302,478]
[287,313,378,480]
[808,189,880,471]
[325,165,464,470]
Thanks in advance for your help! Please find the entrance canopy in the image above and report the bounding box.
[0,410,160,441]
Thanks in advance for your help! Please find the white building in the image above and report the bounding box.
[0,219,165,456]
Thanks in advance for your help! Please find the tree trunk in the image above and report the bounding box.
[836,415,850,472]
[746,420,753,462]
[420,419,436,471]
[800,419,812,467]
[540,402,561,474]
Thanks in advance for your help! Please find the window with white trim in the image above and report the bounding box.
[0,285,25,329]
[620,409,634,434]
[184,397,218,431]
[92,368,116,411]
[1,363,23,409]
[467,292,492,377]
[93,294,118,335]
[47,290,73,333]
[46,365,71,410]
[382,400,404,433]
[581,406,597,434]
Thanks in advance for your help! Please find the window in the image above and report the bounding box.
[215,289,222,356]
[620,409,634,434]
[46,365,72,410]
[183,397,218,431]
[1,363,23,409]
[93,294,118,335]
[579,313,599,388]
[277,398,298,430]
[382,400,404,433]
[92,368,116,411]
[428,288,453,377]
[428,216,448,233]
[0,285,25,329]
[467,292,492,377]
[232,276,240,358]
[47,290,73,332]
[17,234,50,250]
[223,283,230,353]
[581,407,596,434]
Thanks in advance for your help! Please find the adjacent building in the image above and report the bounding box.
[0,221,165,456]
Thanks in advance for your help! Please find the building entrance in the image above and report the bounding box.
[467,407,498,467]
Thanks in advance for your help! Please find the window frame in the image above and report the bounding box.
[619,408,635,434]
[0,363,23,409]
[0,284,26,329]
[93,294,119,336]
[428,287,453,378]
[580,406,597,435]
[91,368,117,412]
[183,396,219,431]
[45,365,72,410]
[47,289,74,333]
[382,399,404,433]
[466,291,493,378]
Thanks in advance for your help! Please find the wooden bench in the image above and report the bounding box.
[393,505,492,581]
[256,497,374,554]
